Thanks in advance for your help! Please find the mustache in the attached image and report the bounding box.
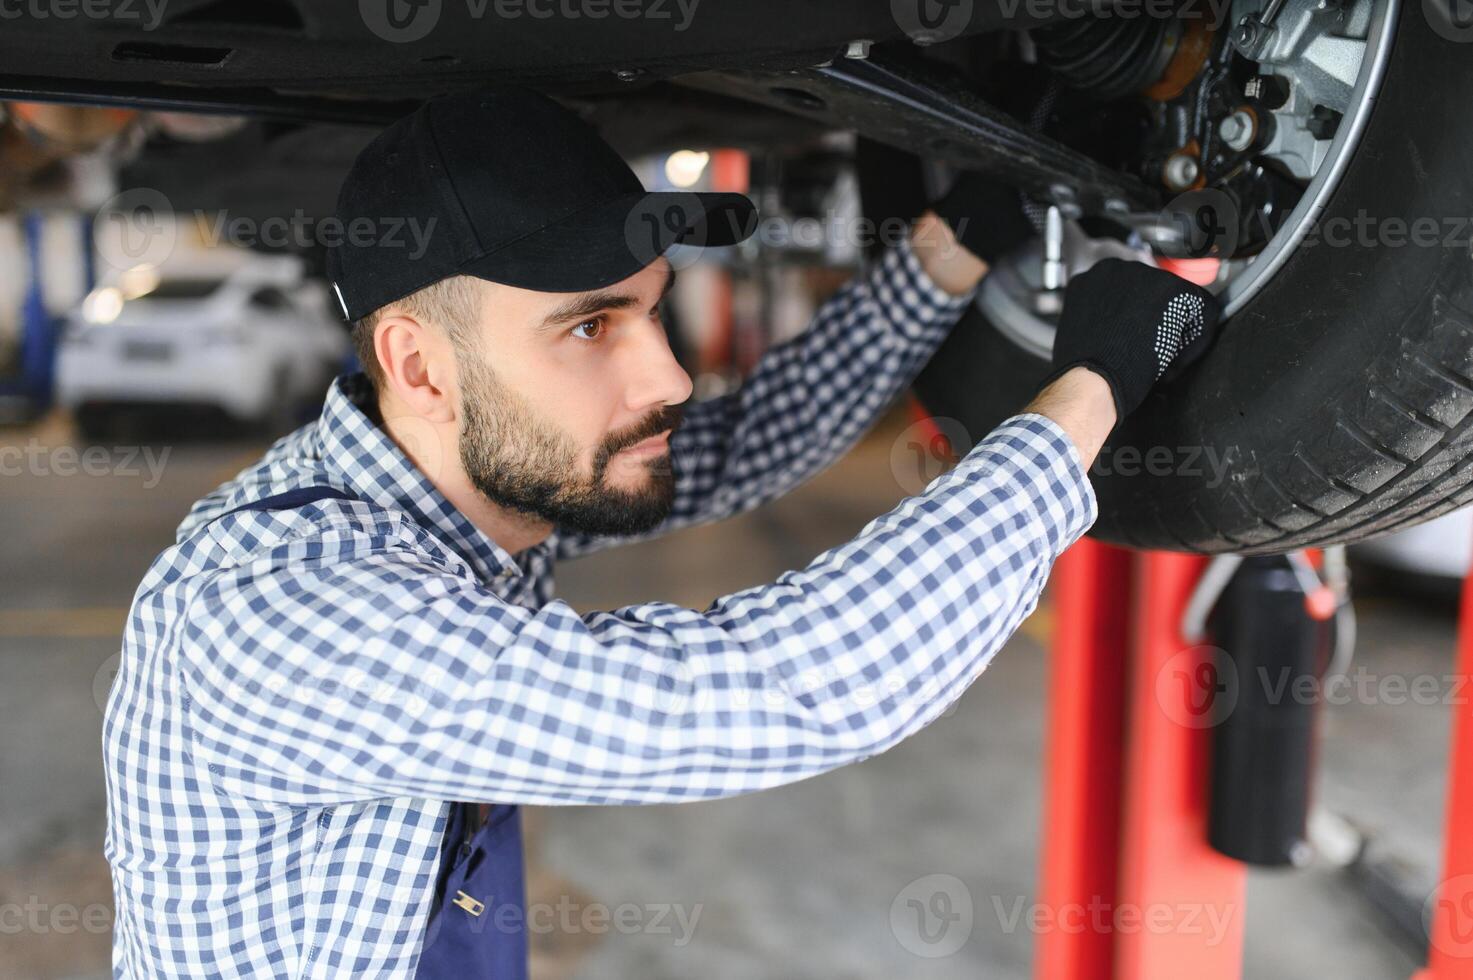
[597,404,686,463]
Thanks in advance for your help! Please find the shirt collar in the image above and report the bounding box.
[317,372,531,583]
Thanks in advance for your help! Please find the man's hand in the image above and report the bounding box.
[910,211,989,297]
[1041,258,1224,420]
[929,170,1037,265]
[911,170,1038,297]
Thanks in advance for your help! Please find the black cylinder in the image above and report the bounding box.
[1204,556,1333,866]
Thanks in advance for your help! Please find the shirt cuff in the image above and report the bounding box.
[868,234,978,344]
[956,413,1100,557]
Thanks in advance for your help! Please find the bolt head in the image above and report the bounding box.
[1218,110,1256,151]
[1164,153,1201,190]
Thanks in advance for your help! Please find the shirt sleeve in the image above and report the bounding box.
[178,414,1098,808]
[554,234,976,559]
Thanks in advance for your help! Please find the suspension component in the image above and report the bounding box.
[1032,12,1182,101]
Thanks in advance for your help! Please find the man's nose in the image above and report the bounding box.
[622,318,694,411]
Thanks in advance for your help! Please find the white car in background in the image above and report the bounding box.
[57,256,348,438]
[1352,508,1473,582]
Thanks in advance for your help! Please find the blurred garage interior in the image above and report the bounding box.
[0,101,1467,980]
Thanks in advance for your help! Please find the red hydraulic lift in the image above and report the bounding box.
[1036,535,1473,979]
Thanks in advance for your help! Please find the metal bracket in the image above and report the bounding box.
[683,54,1156,216]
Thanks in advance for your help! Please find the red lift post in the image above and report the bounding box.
[1037,541,1245,979]
[1038,535,1473,979]
[1414,554,1473,980]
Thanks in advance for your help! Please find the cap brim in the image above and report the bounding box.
[456,190,756,294]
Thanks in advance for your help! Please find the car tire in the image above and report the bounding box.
[901,0,1473,554]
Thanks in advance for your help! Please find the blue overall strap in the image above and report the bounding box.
[215,485,359,520]
[415,802,528,978]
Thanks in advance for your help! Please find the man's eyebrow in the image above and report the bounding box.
[537,265,678,332]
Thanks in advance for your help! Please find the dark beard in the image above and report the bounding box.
[456,352,683,537]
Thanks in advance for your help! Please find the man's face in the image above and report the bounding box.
[454,257,694,537]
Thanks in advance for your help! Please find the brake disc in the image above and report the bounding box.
[982,0,1398,358]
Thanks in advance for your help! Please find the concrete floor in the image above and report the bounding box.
[0,409,1457,979]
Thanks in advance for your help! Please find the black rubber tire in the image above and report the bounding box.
[909,0,1473,554]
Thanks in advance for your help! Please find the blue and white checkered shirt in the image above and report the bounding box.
[103,239,1097,978]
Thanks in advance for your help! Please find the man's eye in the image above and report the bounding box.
[570,318,604,341]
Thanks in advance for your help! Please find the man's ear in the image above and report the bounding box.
[374,312,458,424]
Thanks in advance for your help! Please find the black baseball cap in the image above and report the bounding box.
[326,87,758,322]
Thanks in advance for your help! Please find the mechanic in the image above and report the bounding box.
[102,87,1221,978]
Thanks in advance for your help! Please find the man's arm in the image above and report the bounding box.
[177,404,1097,809]
[1025,366,1118,469]
[554,214,984,559]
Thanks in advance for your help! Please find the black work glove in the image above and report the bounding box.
[1040,258,1223,419]
[928,170,1037,264]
